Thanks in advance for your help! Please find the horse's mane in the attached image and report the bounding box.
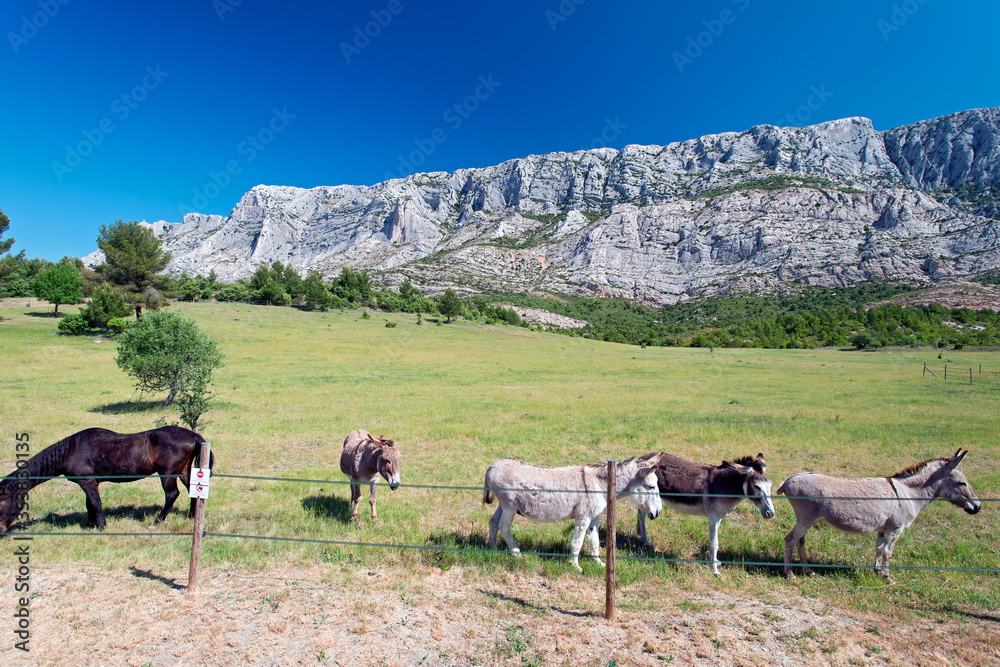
[0,435,73,499]
[891,457,949,479]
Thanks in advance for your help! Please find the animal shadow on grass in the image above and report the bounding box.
[427,528,602,572]
[26,504,168,531]
[90,400,164,415]
[130,567,184,590]
[23,311,63,318]
[301,494,354,524]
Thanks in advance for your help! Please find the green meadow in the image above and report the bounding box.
[2,300,998,617]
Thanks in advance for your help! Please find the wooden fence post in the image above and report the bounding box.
[187,441,212,592]
[970,367,973,384]
[605,459,617,622]
[923,362,927,378]
[944,364,947,380]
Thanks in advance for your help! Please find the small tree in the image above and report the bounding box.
[438,288,462,324]
[303,270,333,310]
[34,262,83,313]
[82,283,132,329]
[116,311,223,406]
[0,208,13,255]
[850,332,876,350]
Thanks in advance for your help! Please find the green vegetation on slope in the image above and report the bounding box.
[495,282,1000,348]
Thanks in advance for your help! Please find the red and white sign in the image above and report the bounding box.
[189,467,211,499]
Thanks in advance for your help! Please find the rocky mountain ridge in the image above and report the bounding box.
[139,107,1000,304]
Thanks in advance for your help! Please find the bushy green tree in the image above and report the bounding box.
[115,311,223,406]
[438,288,461,323]
[0,208,13,255]
[34,262,83,313]
[95,220,171,318]
[303,270,333,310]
[82,283,132,329]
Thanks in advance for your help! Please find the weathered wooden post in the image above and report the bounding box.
[187,441,212,592]
[944,364,947,380]
[605,459,617,621]
[970,367,973,384]
[923,362,927,378]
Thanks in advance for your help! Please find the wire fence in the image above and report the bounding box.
[9,472,999,578]
[922,361,1000,385]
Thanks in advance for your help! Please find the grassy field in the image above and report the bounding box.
[2,299,998,621]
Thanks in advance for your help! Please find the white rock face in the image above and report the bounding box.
[141,108,1000,304]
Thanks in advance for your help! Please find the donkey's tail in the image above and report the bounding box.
[482,479,493,505]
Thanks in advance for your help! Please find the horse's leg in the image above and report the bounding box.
[154,474,181,525]
[487,506,503,548]
[568,517,589,572]
[368,481,378,521]
[77,479,105,529]
[497,508,519,556]
[707,512,722,577]
[586,517,604,568]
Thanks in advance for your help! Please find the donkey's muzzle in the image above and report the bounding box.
[964,502,981,515]
[762,508,776,520]
[647,509,660,520]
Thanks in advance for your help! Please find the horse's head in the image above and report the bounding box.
[626,463,662,521]
[932,449,981,515]
[0,480,24,533]
[725,453,775,520]
[375,436,401,490]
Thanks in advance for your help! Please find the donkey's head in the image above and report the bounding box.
[930,449,980,515]
[626,462,662,521]
[373,436,401,490]
[725,453,775,520]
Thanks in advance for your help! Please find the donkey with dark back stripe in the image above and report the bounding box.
[339,429,401,521]
[779,449,981,582]
[638,452,775,576]
[0,426,212,532]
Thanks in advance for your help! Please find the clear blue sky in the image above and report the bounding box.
[2,0,998,261]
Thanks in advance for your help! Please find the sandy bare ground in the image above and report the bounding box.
[2,563,997,667]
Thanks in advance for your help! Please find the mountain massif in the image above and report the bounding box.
[144,107,1000,304]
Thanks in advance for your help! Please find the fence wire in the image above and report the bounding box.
[7,471,998,577]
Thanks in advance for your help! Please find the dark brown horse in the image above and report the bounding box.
[0,426,213,532]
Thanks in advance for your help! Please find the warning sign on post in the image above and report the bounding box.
[189,467,211,499]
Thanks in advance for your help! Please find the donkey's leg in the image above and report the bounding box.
[707,513,722,576]
[349,482,361,520]
[568,517,590,572]
[155,474,181,525]
[497,508,519,556]
[77,479,105,529]
[637,512,650,548]
[368,481,378,521]
[881,529,903,584]
[487,506,503,548]
[783,514,816,577]
[586,517,605,568]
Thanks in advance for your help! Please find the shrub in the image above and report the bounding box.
[850,332,877,349]
[107,317,128,335]
[57,313,89,336]
[82,283,132,329]
[385,320,397,328]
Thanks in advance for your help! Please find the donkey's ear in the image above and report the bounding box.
[943,449,968,471]
[379,436,395,448]
[723,460,751,475]
[754,453,766,473]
